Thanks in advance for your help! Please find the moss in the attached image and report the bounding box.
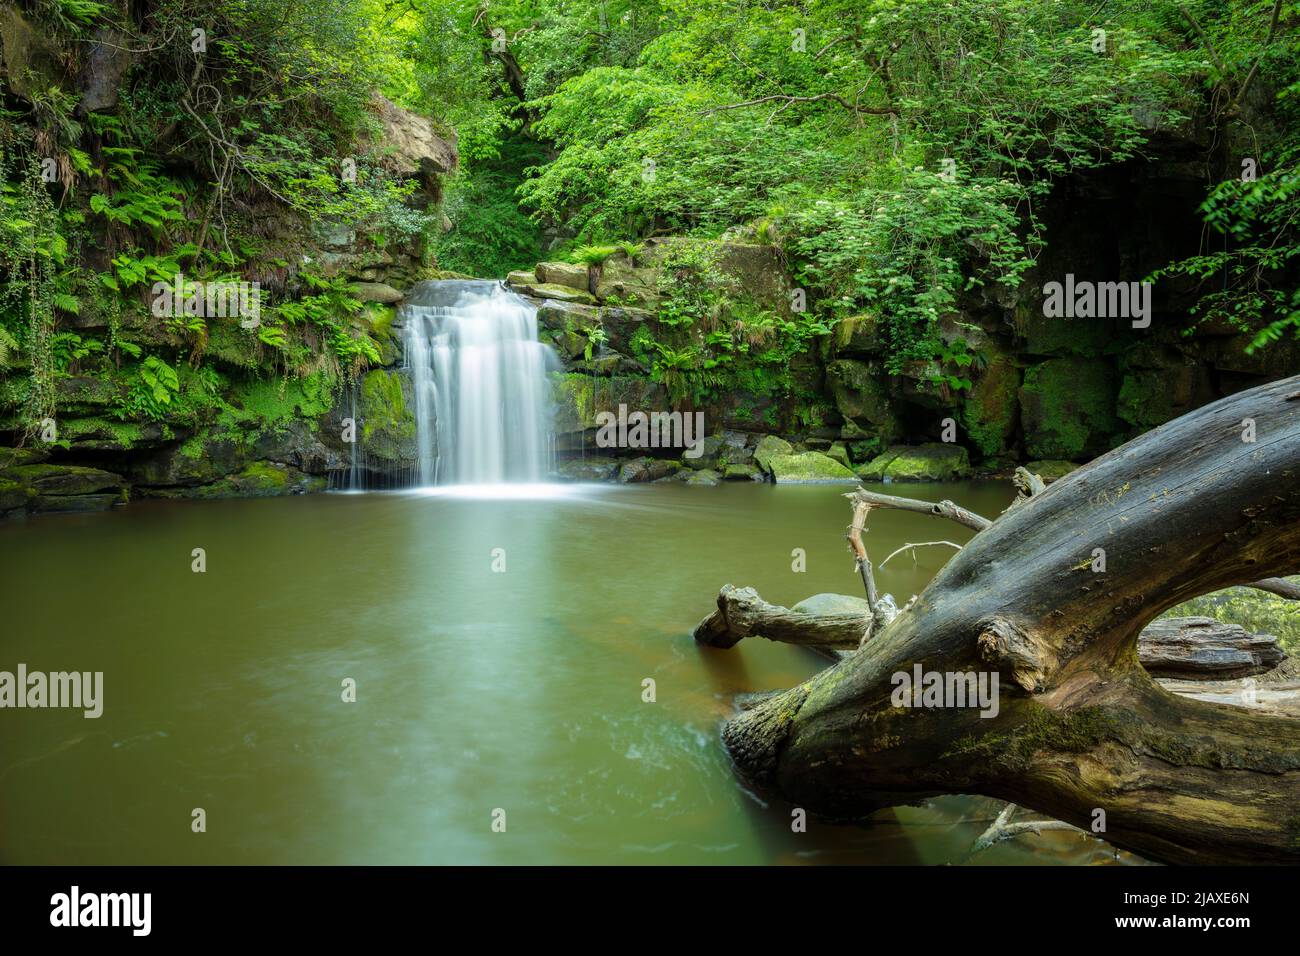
[1018,358,1120,460]
[767,451,857,483]
[961,355,1020,458]
[356,368,416,462]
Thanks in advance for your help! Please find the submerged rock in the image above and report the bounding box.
[556,457,620,482]
[858,444,971,482]
[767,451,858,483]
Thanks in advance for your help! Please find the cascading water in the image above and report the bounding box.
[400,280,557,485]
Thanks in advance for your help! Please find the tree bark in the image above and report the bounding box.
[713,374,1300,865]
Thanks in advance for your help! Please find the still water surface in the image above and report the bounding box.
[0,481,1127,864]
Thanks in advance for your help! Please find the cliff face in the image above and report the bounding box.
[0,4,456,515]
[505,121,1299,483]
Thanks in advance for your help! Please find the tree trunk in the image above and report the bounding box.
[713,375,1300,865]
[697,591,1286,679]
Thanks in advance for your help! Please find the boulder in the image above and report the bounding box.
[723,463,763,481]
[536,299,601,362]
[767,451,858,484]
[350,282,404,305]
[857,444,971,482]
[366,94,457,179]
[0,446,49,469]
[535,261,590,291]
[681,434,726,470]
[617,456,680,483]
[555,457,620,482]
[792,593,872,617]
[825,359,902,441]
[681,468,722,486]
[2,463,125,496]
[826,442,851,470]
[508,277,597,304]
[752,435,794,474]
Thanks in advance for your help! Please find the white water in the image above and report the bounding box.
[401,280,557,485]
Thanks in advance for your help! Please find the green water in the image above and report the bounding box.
[0,481,1126,865]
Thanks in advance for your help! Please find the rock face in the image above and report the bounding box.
[858,444,971,482]
[367,94,457,182]
[0,459,127,516]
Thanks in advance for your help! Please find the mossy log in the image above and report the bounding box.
[708,375,1300,865]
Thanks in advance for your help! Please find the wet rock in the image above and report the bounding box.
[3,463,126,496]
[752,435,794,474]
[30,493,122,514]
[555,457,620,481]
[617,456,680,483]
[680,468,722,486]
[857,444,970,482]
[768,451,857,484]
[681,434,725,470]
[722,463,763,481]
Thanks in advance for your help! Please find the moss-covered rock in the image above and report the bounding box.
[858,443,970,482]
[0,477,33,512]
[825,359,902,442]
[555,456,620,481]
[1116,365,1215,432]
[1024,460,1079,482]
[507,273,597,304]
[357,368,417,463]
[617,456,680,483]
[0,446,49,469]
[826,442,851,470]
[536,300,601,362]
[535,261,590,290]
[752,434,794,473]
[1018,358,1120,460]
[723,462,762,481]
[961,353,1021,458]
[550,372,668,450]
[768,451,857,483]
[158,462,325,498]
[680,467,722,486]
[2,463,126,496]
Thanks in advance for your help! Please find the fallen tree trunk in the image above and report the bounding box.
[696,591,1286,679]
[710,374,1300,865]
[1138,617,1285,678]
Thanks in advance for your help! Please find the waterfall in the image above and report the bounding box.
[400,280,556,485]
